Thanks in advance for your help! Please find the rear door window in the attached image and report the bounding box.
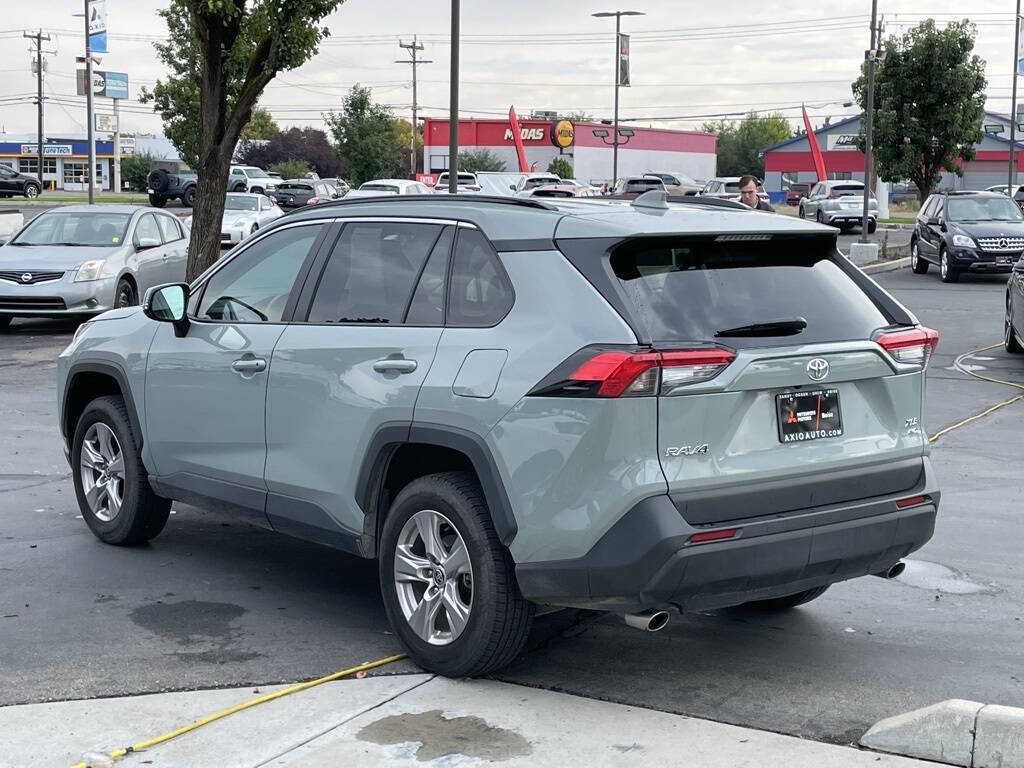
[608,237,891,348]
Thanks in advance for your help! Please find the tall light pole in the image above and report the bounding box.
[860,1,882,243]
[448,0,460,193]
[1010,0,1022,194]
[592,9,643,186]
[84,0,96,204]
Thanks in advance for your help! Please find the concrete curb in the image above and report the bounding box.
[860,699,1024,767]
[859,256,910,274]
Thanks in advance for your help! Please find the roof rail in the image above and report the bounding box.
[291,193,556,214]
[667,194,750,211]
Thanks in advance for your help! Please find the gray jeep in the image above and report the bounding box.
[146,160,197,209]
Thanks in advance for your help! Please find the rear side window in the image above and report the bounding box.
[307,222,441,324]
[608,237,891,348]
[447,229,514,326]
[406,227,454,325]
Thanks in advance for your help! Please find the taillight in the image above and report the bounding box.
[875,326,939,369]
[467,185,481,191]
[529,345,735,398]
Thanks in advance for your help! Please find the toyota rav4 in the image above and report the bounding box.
[57,193,940,677]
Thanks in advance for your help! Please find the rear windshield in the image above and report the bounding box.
[608,237,890,348]
[279,183,313,191]
[360,183,400,193]
[831,184,863,195]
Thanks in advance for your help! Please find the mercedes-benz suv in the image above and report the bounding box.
[57,193,940,677]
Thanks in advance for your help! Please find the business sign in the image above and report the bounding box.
[1018,18,1024,76]
[550,119,574,149]
[618,33,630,87]
[826,134,859,151]
[88,0,107,54]
[95,113,117,133]
[503,127,546,142]
[120,137,135,155]
[21,144,72,156]
[76,69,129,99]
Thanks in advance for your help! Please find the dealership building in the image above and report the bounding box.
[421,117,717,184]
[760,111,1023,201]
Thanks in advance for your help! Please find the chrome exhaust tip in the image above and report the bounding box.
[873,561,906,579]
[623,609,670,632]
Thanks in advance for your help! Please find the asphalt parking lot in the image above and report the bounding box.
[0,267,1021,747]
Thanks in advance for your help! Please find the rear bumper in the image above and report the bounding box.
[825,211,876,225]
[516,457,939,613]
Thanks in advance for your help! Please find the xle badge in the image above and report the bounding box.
[665,444,709,457]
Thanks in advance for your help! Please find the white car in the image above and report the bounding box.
[516,174,562,195]
[433,172,482,193]
[227,165,280,196]
[220,193,283,247]
[346,179,433,198]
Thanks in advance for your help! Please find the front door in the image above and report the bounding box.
[144,222,327,517]
[263,220,453,546]
[131,213,167,293]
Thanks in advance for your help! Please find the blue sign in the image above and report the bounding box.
[104,72,129,100]
[88,0,107,54]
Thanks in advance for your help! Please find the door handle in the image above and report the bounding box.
[373,358,417,374]
[231,357,267,374]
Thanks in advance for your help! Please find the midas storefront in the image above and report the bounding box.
[0,138,127,192]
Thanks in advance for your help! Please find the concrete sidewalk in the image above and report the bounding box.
[1,673,937,768]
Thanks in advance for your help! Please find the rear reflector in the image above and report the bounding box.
[895,495,928,509]
[568,346,735,397]
[876,326,939,369]
[689,528,738,543]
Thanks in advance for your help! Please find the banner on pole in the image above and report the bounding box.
[617,33,630,87]
[1018,17,1024,76]
[88,0,107,54]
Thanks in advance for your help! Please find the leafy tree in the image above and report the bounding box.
[393,118,423,178]
[547,156,573,179]
[237,127,343,177]
[703,112,791,178]
[853,19,986,202]
[326,85,401,186]
[270,158,310,180]
[239,107,280,141]
[141,0,344,280]
[457,148,506,173]
[119,151,156,192]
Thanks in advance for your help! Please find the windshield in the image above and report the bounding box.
[948,196,1024,222]
[225,195,258,211]
[360,183,400,193]
[11,212,131,247]
[279,183,312,191]
[525,177,559,189]
[243,167,269,178]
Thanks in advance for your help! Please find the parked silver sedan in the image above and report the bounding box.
[0,205,189,329]
[220,192,283,246]
[798,180,878,233]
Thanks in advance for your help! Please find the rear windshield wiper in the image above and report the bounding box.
[715,317,808,338]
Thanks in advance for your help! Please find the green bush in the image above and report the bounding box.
[547,157,573,180]
[120,151,156,192]
[270,158,311,181]
[457,149,505,173]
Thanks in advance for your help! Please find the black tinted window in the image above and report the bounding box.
[406,227,454,325]
[197,224,323,322]
[448,229,513,326]
[609,237,890,348]
[307,222,440,324]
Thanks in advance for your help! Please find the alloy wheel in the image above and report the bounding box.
[941,252,948,280]
[25,185,39,199]
[393,509,474,646]
[79,423,125,522]
[911,242,918,268]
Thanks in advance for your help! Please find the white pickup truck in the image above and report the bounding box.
[227,165,280,195]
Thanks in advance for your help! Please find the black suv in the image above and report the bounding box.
[0,165,42,199]
[911,191,1024,283]
[146,160,197,208]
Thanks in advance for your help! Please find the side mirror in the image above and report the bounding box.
[135,234,161,250]
[509,184,517,191]
[926,216,940,226]
[143,283,190,337]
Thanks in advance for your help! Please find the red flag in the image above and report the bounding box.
[508,106,529,173]
[802,104,827,181]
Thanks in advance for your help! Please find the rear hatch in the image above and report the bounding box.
[560,233,936,527]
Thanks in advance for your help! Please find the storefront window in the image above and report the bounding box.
[43,159,56,175]
[20,158,38,175]
[63,161,86,185]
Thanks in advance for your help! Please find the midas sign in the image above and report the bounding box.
[550,120,574,149]
[504,127,545,141]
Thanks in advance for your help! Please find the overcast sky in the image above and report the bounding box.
[0,1,1014,140]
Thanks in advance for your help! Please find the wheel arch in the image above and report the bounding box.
[63,362,144,452]
[356,422,518,558]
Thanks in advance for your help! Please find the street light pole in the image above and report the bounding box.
[1010,0,1021,195]
[592,9,643,187]
[84,0,96,205]
[448,0,459,194]
[860,0,879,243]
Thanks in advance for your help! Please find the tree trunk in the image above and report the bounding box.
[187,153,231,280]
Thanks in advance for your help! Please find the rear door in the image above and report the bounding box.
[605,235,930,527]
[262,219,451,545]
[155,213,188,284]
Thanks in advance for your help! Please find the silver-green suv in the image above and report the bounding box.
[57,193,940,677]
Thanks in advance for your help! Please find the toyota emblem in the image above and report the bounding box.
[806,358,830,381]
[21,273,32,283]
[999,238,1009,250]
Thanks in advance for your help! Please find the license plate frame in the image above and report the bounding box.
[776,388,843,444]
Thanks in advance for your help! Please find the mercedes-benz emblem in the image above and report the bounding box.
[21,273,32,283]
[999,238,1009,250]
[806,358,830,381]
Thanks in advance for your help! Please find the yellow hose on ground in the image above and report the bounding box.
[70,653,406,768]
[929,342,1024,443]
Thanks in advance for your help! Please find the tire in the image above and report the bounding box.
[1006,302,1024,354]
[24,183,40,199]
[250,224,259,238]
[379,471,535,677]
[0,316,12,331]
[940,248,960,283]
[816,209,823,225]
[148,169,170,194]
[251,187,263,196]
[232,183,246,193]
[182,186,197,208]
[910,239,929,274]
[148,193,167,208]
[115,278,137,309]
[867,219,877,234]
[71,395,171,545]
[741,585,830,612]
[798,206,805,219]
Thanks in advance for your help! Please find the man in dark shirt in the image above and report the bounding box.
[739,174,773,211]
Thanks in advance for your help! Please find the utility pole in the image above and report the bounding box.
[24,29,51,189]
[84,0,96,204]
[113,98,121,194]
[1010,0,1021,195]
[860,1,881,243]
[396,36,432,178]
[448,0,459,194]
